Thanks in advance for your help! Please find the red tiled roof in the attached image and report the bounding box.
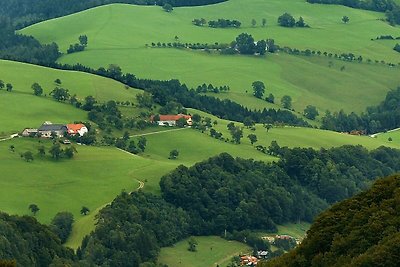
[152,115,191,121]
[67,124,86,134]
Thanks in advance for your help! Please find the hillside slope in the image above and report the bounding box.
[263,174,400,267]
[20,0,400,113]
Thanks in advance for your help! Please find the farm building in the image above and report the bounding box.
[21,128,38,137]
[38,122,67,138]
[67,123,88,136]
[151,114,192,126]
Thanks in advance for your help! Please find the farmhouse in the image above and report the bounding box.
[67,123,88,136]
[38,122,67,138]
[21,128,38,137]
[151,114,192,126]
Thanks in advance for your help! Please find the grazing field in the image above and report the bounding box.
[21,0,400,113]
[374,128,400,144]
[187,109,400,150]
[0,91,87,134]
[0,138,175,224]
[0,60,141,102]
[158,236,251,267]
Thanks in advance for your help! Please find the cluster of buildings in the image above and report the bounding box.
[150,114,192,127]
[22,122,88,138]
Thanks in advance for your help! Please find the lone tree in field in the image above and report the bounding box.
[50,87,70,102]
[6,83,13,92]
[262,18,267,27]
[163,3,173,12]
[9,145,15,152]
[79,35,88,46]
[0,80,4,90]
[31,83,43,96]
[38,146,46,157]
[252,81,265,99]
[235,33,256,54]
[49,143,63,160]
[80,206,90,215]
[251,18,257,27]
[304,105,319,120]
[188,237,198,252]
[169,149,179,160]
[29,204,40,216]
[23,151,34,162]
[278,13,296,27]
[248,134,258,145]
[281,95,292,109]
[342,16,350,24]
[54,78,61,85]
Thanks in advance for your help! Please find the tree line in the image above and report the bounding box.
[320,87,400,134]
[307,0,400,25]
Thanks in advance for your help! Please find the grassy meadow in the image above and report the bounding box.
[187,108,400,150]
[158,236,251,267]
[0,91,87,134]
[0,60,141,102]
[20,0,400,113]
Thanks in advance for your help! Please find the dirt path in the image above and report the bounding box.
[130,127,189,138]
[0,134,17,142]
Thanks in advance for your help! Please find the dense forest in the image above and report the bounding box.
[321,87,400,134]
[0,17,60,64]
[0,0,227,28]
[0,213,75,266]
[307,0,400,25]
[263,174,400,267]
[160,145,400,233]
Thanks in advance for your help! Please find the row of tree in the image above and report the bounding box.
[194,18,242,28]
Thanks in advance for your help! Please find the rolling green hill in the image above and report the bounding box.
[20,0,400,113]
[0,60,141,102]
[0,59,144,134]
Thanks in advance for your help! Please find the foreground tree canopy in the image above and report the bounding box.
[263,174,400,267]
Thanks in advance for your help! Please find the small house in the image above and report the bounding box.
[38,122,67,138]
[22,128,38,137]
[67,123,88,136]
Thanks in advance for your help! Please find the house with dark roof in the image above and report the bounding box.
[38,122,67,138]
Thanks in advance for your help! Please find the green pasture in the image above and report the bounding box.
[187,108,400,150]
[374,128,400,144]
[20,0,400,113]
[0,91,87,134]
[0,60,141,102]
[158,236,251,267]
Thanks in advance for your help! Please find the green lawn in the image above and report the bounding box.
[0,91,87,134]
[20,0,400,113]
[158,236,251,267]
